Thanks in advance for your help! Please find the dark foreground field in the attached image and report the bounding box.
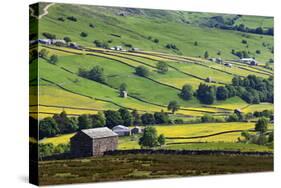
[38,153,273,185]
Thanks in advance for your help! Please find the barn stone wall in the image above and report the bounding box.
[92,136,118,156]
[70,132,93,157]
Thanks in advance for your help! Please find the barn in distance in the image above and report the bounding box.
[70,127,118,157]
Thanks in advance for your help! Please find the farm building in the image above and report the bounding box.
[130,126,143,135]
[224,63,232,67]
[70,127,118,157]
[120,90,128,98]
[240,58,258,66]
[112,125,130,136]
[51,39,67,45]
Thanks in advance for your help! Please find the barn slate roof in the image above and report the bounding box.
[81,127,118,139]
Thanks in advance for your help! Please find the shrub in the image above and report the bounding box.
[49,55,58,64]
[156,61,168,74]
[80,32,88,37]
[67,16,77,22]
[42,32,56,39]
[57,17,65,22]
[153,38,159,43]
[135,66,149,77]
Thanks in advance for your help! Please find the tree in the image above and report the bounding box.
[226,113,239,122]
[39,117,59,139]
[194,41,198,46]
[80,32,88,37]
[53,111,78,134]
[153,38,159,43]
[119,83,127,93]
[201,114,215,123]
[91,112,106,128]
[63,36,71,43]
[135,66,149,77]
[139,127,158,148]
[132,110,142,126]
[118,108,133,126]
[154,111,169,124]
[180,84,193,100]
[158,134,166,146]
[255,118,268,133]
[49,55,58,64]
[168,101,180,114]
[104,110,123,129]
[196,83,216,104]
[80,65,106,83]
[39,49,48,59]
[156,61,168,74]
[77,114,92,130]
[216,86,229,100]
[241,39,247,44]
[204,51,209,59]
[141,113,155,125]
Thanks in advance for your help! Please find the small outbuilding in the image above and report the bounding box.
[112,125,130,136]
[70,127,118,157]
[120,90,127,98]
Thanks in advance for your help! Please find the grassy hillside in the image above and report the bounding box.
[37,3,273,62]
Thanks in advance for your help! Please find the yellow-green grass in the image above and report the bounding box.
[242,103,274,113]
[155,122,255,138]
[40,133,75,146]
[30,105,99,117]
[38,86,118,111]
[163,142,273,152]
[210,96,248,110]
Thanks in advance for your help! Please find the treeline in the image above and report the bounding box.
[188,75,273,105]
[207,16,273,36]
[39,109,172,139]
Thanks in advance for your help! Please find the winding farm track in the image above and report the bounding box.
[29,3,55,19]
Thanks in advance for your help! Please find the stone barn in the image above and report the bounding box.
[70,127,118,157]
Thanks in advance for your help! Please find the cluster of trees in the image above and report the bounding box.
[234,25,273,36]
[165,43,178,50]
[209,16,274,36]
[78,65,106,84]
[193,75,273,105]
[240,117,273,146]
[93,40,109,48]
[39,109,172,139]
[139,127,165,148]
[38,49,58,64]
[231,49,250,59]
[232,75,273,103]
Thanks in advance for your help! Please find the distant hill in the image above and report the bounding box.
[30,3,273,62]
